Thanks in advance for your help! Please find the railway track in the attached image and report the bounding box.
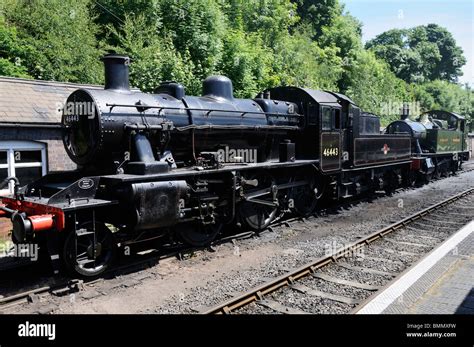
[201,187,474,314]
[1,166,473,313]
[0,228,257,311]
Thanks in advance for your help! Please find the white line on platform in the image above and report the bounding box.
[356,220,474,314]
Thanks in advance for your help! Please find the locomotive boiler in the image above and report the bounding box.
[63,55,300,173]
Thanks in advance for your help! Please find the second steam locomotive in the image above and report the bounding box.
[1,55,469,276]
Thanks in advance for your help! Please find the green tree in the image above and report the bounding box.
[157,0,226,86]
[345,50,410,125]
[272,26,342,90]
[222,0,298,45]
[366,24,466,83]
[107,14,197,93]
[218,29,276,98]
[322,13,363,91]
[0,0,469,127]
[92,0,158,45]
[0,15,30,78]
[2,0,103,83]
[293,0,341,37]
[413,80,473,120]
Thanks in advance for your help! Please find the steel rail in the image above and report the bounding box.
[201,187,474,314]
[0,279,83,308]
[2,168,473,311]
[0,229,257,310]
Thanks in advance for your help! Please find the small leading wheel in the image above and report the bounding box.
[176,222,223,247]
[239,173,278,231]
[63,222,117,277]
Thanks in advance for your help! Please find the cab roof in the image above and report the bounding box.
[421,110,465,120]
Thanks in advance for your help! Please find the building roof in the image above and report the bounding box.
[0,76,102,126]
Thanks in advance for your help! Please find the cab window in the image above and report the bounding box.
[307,102,318,125]
[334,109,341,129]
[321,107,332,130]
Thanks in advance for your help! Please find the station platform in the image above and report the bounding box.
[356,220,474,314]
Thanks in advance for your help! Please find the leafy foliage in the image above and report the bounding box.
[218,30,275,98]
[107,14,197,93]
[158,0,226,82]
[294,0,341,37]
[366,24,466,83]
[0,0,471,123]
[2,0,103,83]
[413,80,474,119]
[0,15,30,78]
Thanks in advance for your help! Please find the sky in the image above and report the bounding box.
[340,0,473,85]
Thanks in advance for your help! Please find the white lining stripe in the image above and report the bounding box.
[50,254,60,260]
[357,220,474,314]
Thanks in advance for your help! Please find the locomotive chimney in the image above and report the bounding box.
[102,54,130,91]
[400,103,410,120]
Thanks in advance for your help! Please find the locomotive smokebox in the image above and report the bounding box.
[102,54,130,91]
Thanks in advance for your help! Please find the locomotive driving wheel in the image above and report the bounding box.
[176,222,223,247]
[63,221,117,277]
[239,173,278,231]
[404,171,417,188]
[290,173,319,217]
[433,159,444,179]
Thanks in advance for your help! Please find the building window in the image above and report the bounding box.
[0,141,47,194]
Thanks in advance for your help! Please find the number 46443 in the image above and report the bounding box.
[323,148,339,157]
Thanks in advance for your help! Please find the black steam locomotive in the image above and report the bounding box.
[0,55,469,276]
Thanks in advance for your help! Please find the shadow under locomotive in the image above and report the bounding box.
[0,54,469,277]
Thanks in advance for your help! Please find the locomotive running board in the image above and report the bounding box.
[342,160,412,172]
[101,160,319,183]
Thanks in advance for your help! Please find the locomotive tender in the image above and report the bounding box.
[0,55,469,276]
